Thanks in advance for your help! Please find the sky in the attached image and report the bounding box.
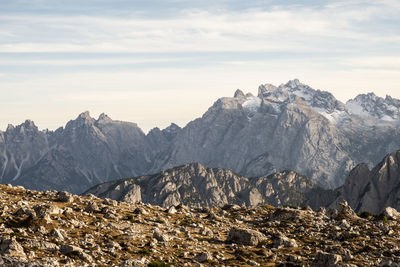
[0,0,399,132]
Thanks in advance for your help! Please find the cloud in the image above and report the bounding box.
[341,57,400,69]
[0,0,399,132]
[0,57,190,66]
[0,2,398,53]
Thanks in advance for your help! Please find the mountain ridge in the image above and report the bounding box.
[1,79,400,193]
[84,162,321,208]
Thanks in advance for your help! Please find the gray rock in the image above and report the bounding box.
[0,237,26,258]
[312,251,342,267]
[273,233,298,248]
[380,259,399,267]
[326,151,400,214]
[226,228,266,246]
[120,258,149,267]
[57,191,74,203]
[153,229,169,242]
[199,227,213,237]
[50,229,65,240]
[383,207,400,220]
[60,244,83,254]
[194,252,212,263]
[85,202,99,213]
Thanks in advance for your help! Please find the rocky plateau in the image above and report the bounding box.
[1,183,400,266]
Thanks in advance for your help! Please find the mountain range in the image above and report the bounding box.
[86,149,400,214]
[1,79,400,195]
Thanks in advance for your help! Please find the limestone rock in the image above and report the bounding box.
[194,252,212,263]
[57,191,74,203]
[383,207,400,220]
[312,252,342,267]
[226,228,266,246]
[0,237,26,258]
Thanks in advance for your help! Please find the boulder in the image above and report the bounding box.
[312,252,342,267]
[226,228,266,246]
[383,207,400,220]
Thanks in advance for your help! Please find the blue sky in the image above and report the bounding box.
[1,0,400,132]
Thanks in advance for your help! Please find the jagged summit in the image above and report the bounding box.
[97,113,112,122]
[78,111,91,120]
[85,162,320,208]
[346,92,400,121]
[234,89,245,98]
[256,79,346,119]
[1,79,400,194]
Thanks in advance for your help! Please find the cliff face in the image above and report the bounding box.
[84,163,321,208]
[332,150,400,214]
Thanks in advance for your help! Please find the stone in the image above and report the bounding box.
[273,234,298,248]
[50,228,65,240]
[57,191,74,203]
[383,207,400,220]
[60,244,83,254]
[226,228,266,246]
[153,229,169,242]
[85,202,99,213]
[380,259,399,267]
[194,252,212,263]
[133,207,148,215]
[120,258,149,267]
[248,260,260,266]
[312,252,342,267]
[33,204,62,218]
[0,237,26,258]
[166,206,177,214]
[336,201,358,220]
[199,227,213,237]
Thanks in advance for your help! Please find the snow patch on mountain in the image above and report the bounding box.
[345,100,373,118]
[257,79,347,124]
[346,93,400,121]
[314,108,347,124]
[242,96,262,114]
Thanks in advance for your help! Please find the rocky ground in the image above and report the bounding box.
[1,184,400,266]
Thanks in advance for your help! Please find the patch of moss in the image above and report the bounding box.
[138,249,151,256]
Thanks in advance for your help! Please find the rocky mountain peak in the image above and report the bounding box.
[330,150,400,214]
[234,89,245,98]
[256,79,346,123]
[65,111,95,129]
[77,111,93,122]
[285,78,302,88]
[346,93,400,121]
[4,120,39,136]
[163,123,181,132]
[18,120,38,134]
[22,120,36,129]
[96,113,112,123]
[257,83,278,98]
[161,123,182,140]
[5,124,15,132]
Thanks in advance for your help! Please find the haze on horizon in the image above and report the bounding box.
[0,0,399,132]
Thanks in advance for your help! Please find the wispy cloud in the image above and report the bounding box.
[341,57,400,69]
[0,2,398,53]
[0,0,399,131]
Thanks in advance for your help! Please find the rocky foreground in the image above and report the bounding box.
[1,184,400,266]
